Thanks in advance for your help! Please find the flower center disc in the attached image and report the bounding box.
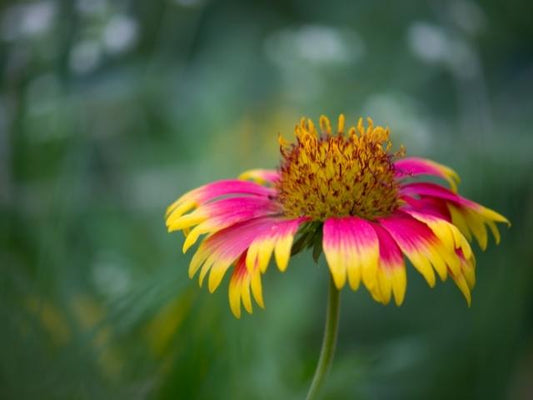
[276,115,403,221]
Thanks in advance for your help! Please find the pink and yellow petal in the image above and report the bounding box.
[273,218,308,271]
[229,256,248,318]
[322,217,379,295]
[188,243,211,279]
[246,217,307,273]
[191,221,268,287]
[246,238,275,273]
[401,182,509,228]
[395,157,460,192]
[403,209,471,276]
[400,196,452,221]
[378,213,460,287]
[229,252,264,318]
[372,223,406,306]
[188,218,273,289]
[168,195,277,232]
[209,254,245,294]
[168,196,271,229]
[188,216,305,311]
[401,182,509,248]
[166,208,209,232]
[400,182,477,209]
[375,267,407,305]
[182,222,216,253]
[166,179,275,223]
[322,219,348,289]
[173,197,280,252]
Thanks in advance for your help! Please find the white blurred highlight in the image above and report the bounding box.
[70,40,102,75]
[407,22,479,79]
[265,25,364,101]
[103,15,138,54]
[363,93,432,153]
[92,252,132,298]
[1,1,56,41]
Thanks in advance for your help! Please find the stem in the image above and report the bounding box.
[305,275,341,400]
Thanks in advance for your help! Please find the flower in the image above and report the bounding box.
[166,115,509,318]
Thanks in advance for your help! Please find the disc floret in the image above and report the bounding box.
[276,115,404,220]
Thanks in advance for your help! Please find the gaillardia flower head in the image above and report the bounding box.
[166,115,509,318]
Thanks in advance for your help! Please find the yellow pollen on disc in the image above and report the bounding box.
[276,115,404,221]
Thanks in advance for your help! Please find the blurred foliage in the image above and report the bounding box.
[1,0,533,399]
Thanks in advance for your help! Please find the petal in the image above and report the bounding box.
[372,223,407,306]
[378,213,457,287]
[166,179,275,220]
[189,217,277,290]
[172,196,279,252]
[273,218,309,271]
[449,249,477,306]
[400,182,477,208]
[451,270,471,306]
[401,182,509,248]
[322,217,379,294]
[250,267,265,309]
[168,196,275,230]
[228,252,265,318]
[189,216,304,295]
[448,204,508,250]
[400,196,452,221]
[447,203,472,241]
[486,220,501,245]
[239,169,280,185]
[246,237,275,274]
[246,217,308,273]
[402,208,472,275]
[395,157,460,192]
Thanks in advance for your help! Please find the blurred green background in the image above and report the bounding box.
[1,0,532,399]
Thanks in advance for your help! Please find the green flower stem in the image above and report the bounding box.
[305,275,341,400]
